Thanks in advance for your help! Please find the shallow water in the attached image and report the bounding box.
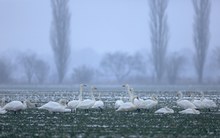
[0,85,220,137]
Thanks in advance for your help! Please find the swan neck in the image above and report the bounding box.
[191,94,195,102]
[0,98,5,107]
[131,97,135,104]
[79,85,83,101]
[98,93,101,100]
[200,92,204,100]
[126,86,133,102]
[178,93,183,100]
[23,101,27,109]
[91,88,95,101]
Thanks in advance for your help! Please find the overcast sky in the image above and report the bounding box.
[0,0,220,63]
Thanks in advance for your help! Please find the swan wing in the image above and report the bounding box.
[144,100,158,109]
[116,102,137,112]
[179,108,200,114]
[115,100,124,109]
[67,100,80,109]
[202,98,217,108]
[3,101,24,111]
[177,100,196,109]
[38,101,61,110]
[77,99,95,109]
[155,107,174,114]
[92,101,104,109]
[192,100,204,109]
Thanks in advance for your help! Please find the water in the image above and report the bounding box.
[0,85,220,137]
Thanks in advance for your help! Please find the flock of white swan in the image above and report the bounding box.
[0,84,218,115]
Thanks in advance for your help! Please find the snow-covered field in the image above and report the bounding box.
[0,85,220,137]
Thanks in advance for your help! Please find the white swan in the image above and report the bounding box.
[0,98,7,114]
[191,93,205,109]
[116,97,137,112]
[76,86,96,111]
[67,84,86,112]
[92,93,104,111]
[200,91,217,109]
[155,106,174,114]
[0,97,6,107]
[176,91,196,109]
[26,100,37,108]
[38,99,70,113]
[122,84,133,102]
[179,108,200,114]
[144,94,158,109]
[115,97,124,109]
[129,88,148,110]
[3,100,28,113]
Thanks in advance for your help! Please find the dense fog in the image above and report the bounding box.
[0,0,220,85]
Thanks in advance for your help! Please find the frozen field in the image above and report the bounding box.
[0,85,220,137]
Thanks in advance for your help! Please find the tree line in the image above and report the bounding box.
[0,0,219,85]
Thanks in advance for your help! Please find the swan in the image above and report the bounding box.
[114,97,124,109]
[176,91,196,109]
[38,99,70,113]
[25,100,37,108]
[0,97,6,107]
[3,100,28,113]
[0,98,7,114]
[155,106,174,114]
[129,88,148,110]
[67,84,86,112]
[116,97,137,112]
[144,94,158,110]
[122,84,133,102]
[92,93,104,111]
[191,93,204,109]
[179,108,200,114]
[76,86,96,111]
[200,91,217,109]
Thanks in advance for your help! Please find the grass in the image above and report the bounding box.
[1,86,220,137]
[1,109,220,138]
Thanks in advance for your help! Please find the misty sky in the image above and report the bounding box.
[0,0,220,68]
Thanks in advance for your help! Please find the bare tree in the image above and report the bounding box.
[21,53,36,84]
[72,65,95,84]
[192,0,211,83]
[212,46,220,83]
[101,52,131,82]
[213,46,220,68]
[34,59,50,84]
[166,53,185,84]
[0,57,12,84]
[50,0,71,83]
[149,0,169,83]
[100,52,145,83]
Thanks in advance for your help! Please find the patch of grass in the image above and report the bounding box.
[1,109,220,137]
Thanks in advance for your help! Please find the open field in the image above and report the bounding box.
[0,85,220,137]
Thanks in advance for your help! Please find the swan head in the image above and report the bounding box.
[177,91,183,97]
[25,100,37,108]
[91,86,97,90]
[131,96,138,103]
[122,84,129,88]
[80,84,87,88]
[200,91,204,96]
[59,99,68,106]
[0,97,6,107]
[129,88,134,93]
[151,94,158,100]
